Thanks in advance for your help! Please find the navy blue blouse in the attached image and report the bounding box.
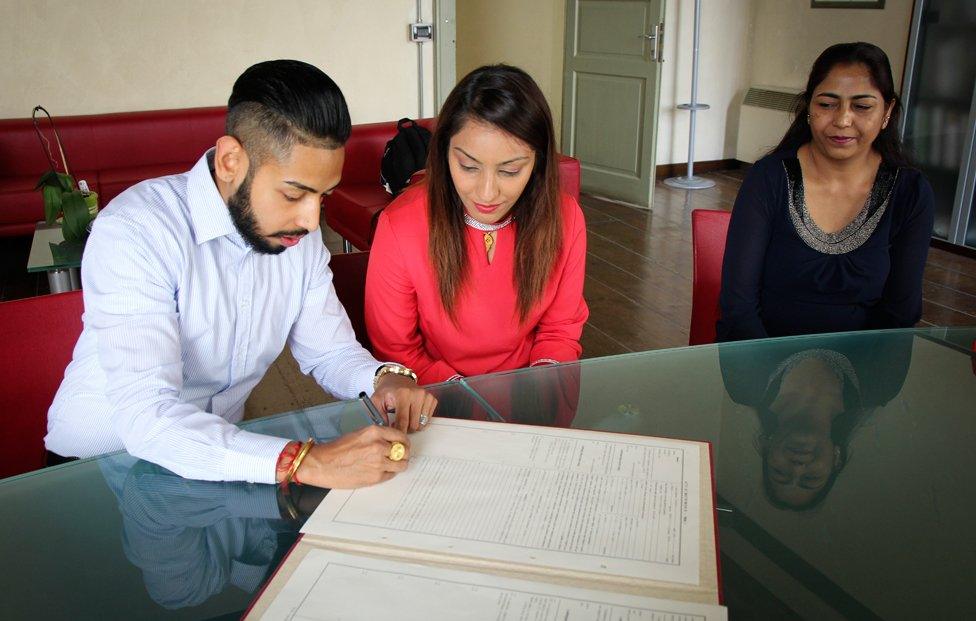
[716,149,935,342]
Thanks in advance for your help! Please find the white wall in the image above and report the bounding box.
[656,0,754,166]
[0,0,434,124]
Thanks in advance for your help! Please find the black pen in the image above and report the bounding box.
[358,392,387,426]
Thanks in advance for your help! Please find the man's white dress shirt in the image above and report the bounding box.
[46,151,381,484]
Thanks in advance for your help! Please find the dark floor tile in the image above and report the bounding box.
[702,171,748,196]
[583,277,689,351]
[926,246,976,278]
[580,195,655,230]
[586,252,693,324]
[653,191,732,224]
[586,234,692,301]
[922,281,976,317]
[922,299,976,327]
[580,323,631,359]
[588,220,693,277]
[715,168,748,182]
[924,264,976,297]
[580,204,615,225]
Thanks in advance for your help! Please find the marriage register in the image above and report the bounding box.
[246,417,724,620]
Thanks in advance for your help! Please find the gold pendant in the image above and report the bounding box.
[483,232,494,254]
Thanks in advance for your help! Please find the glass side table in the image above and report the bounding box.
[26,221,84,293]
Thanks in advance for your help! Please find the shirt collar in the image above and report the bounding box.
[187,149,247,248]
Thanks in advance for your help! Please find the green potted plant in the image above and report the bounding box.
[32,106,97,244]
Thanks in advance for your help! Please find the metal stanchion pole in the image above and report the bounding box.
[665,0,715,190]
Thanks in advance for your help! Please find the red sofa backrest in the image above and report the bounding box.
[0,107,226,177]
[0,107,226,236]
[0,291,84,478]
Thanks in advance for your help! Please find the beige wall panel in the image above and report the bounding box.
[0,0,434,123]
[455,0,566,138]
[750,0,914,92]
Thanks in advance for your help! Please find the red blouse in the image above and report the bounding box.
[365,185,589,385]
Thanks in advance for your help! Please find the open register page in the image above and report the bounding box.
[246,418,723,619]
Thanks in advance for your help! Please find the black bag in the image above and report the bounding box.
[380,118,432,196]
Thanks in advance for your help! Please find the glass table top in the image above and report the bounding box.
[1,327,974,620]
[26,222,84,272]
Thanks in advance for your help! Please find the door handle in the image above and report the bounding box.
[638,23,664,62]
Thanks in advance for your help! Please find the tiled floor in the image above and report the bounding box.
[4,169,975,418]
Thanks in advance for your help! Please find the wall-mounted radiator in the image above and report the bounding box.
[736,86,801,163]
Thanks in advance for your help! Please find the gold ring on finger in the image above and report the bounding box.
[388,441,406,462]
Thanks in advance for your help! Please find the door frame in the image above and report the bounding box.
[433,0,457,116]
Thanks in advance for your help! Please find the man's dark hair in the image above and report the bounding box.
[226,59,351,165]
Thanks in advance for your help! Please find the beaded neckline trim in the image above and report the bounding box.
[783,157,898,256]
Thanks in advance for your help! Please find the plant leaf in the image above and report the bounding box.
[60,191,92,243]
[58,173,75,192]
[43,185,62,225]
[34,169,62,190]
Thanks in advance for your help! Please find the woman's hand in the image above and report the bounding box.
[292,426,411,489]
[373,373,438,433]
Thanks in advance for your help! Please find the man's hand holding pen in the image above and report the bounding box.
[278,365,437,489]
[290,426,413,489]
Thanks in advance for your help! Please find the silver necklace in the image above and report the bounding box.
[463,213,513,231]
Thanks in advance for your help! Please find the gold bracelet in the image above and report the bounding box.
[285,438,315,486]
[374,363,418,390]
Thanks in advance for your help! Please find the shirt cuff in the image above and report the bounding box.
[530,358,560,367]
[222,430,291,485]
[529,340,581,367]
[357,362,380,397]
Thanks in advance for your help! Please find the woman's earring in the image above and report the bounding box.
[806,114,811,123]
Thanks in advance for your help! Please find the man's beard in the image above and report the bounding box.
[227,172,308,255]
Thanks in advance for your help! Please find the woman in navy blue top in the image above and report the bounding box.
[717,43,934,342]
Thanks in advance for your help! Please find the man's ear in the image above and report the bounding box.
[214,135,249,185]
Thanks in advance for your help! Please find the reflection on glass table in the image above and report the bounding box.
[0,328,974,620]
[0,383,475,620]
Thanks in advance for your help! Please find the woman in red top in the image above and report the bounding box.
[365,64,588,385]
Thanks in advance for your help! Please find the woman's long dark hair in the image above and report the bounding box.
[772,42,914,168]
[427,64,562,323]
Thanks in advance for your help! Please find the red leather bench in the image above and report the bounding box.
[0,107,227,237]
[2,109,581,247]
[324,118,582,251]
